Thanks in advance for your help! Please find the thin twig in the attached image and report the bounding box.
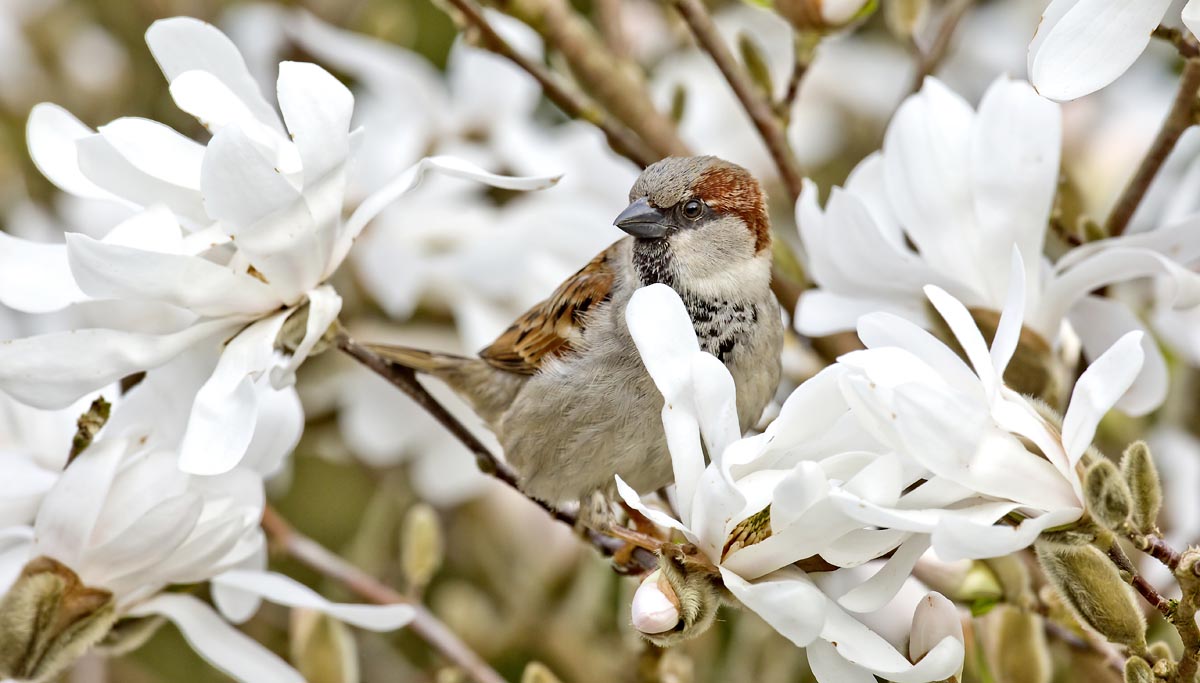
[334,329,657,573]
[1133,534,1183,570]
[907,0,973,94]
[594,0,629,59]
[1153,24,1200,59]
[261,506,507,683]
[1104,58,1200,238]
[672,0,804,203]
[484,0,690,160]
[1107,544,1174,619]
[442,0,659,167]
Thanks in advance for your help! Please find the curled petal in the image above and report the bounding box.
[211,570,415,631]
[0,231,88,313]
[26,103,116,200]
[1061,331,1144,466]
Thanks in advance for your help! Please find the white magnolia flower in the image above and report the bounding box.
[797,75,1200,415]
[0,17,557,475]
[619,284,964,683]
[1029,0,1200,100]
[0,365,405,683]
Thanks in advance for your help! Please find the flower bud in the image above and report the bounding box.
[985,606,1051,683]
[1120,442,1162,534]
[1036,543,1146,650]
[69,397,111,463]
[290,608,359,683]
[913,557,1003,604]
[521,661,564,683]
[401,503,444,594]
[1124,656,1154,683]
[1084,459,1133,530]
[910,592,964,680]
[633,553,720,647]
[737,34,774,101]
[0,557,117,683]
[966,308,1060,404]
[771,0,876,32]
[632,569,681,635]
[95,616,165,657]
[884,0,928,42]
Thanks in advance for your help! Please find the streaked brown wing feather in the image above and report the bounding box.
[479,244,618,374]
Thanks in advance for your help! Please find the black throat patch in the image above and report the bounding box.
[632,238,674,288]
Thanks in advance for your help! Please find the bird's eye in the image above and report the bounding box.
[681,199,705,220]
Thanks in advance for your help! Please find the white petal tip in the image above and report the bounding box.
[631,570,680,635]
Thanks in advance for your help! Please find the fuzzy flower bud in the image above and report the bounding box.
[632,569,682,635]
[290,608,359,683]
[986,606,1051,683]
[1036,543,1146,650]
[1121,442,1162,534]
[1124,656,1154,683]
[401,503,444,594]
[0,557,117,683]
[1084,459,1133,530]
[521,661,564,683]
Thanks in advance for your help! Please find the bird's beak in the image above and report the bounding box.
[614,197,670,239]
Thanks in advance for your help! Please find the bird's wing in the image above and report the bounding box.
[479,243,619,375]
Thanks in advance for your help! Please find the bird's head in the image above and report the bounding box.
[614,156,770,289]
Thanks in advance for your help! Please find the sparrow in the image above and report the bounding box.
[368,156,783,517]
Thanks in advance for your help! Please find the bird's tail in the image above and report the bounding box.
[362,343,471,374]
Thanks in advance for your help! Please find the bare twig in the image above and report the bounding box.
[907,0,974,94]
[1132,534,1183,571]
[261,506,507,683]
[1107,544,1174,619]
[334,328,657,573]
[594,0,629,59]
[1154,24,1200,59]
[1104,58,1200,238]
[441,0,659,167]
[672,0,804,203]
[484,0,690,160]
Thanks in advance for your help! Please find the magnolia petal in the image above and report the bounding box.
[276,61,353,188]
[821,601,964,683]
[923,285,997,395]
[1069,296,1165,416]
[145,17,284,133]
[807,638,876,683]
[614,476,689,535]
[26,103,116,200]
[66,230,279,317]
[1037,247,1200,335]
[129,593,303,683]
[0,528,34,592]
[212,544,268,624]
[1061,331,1144,465]
[855,312,979,398]
[690,353,741,463]
[910,592,964,668]
[971,78,1059,302]
[1029,0,1171,100]
[837,535,930,613]
[0,319,235,409]
[179,312,289,475]
[932,506,1081,561]
[626,284,701,397]
[797,290,925,337]
[0,231,88,313]
[660,402,705,524]
[989,250,1027,379]
[32,437,126,568]
[241,383,304,477]
[212,569,415,631]
[76,133,209,226]
[719,568,826,647]
[723,499,860,579]
[97,117,205,190]
[337,156,560,268]
[820,528,909,569]
[87,494,203,597]
[201,124,323,304]
[269,285,343,388]
[1186,0,1200,40]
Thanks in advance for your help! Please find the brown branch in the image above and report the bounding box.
[334,328,657,573]
[1153,24,1200,59]
[907,0,973,94]
[441,0,659,167]
[594,0,629,59]
[261,506,507,683]
[1107,544,1173,619]
[672,0,804,203]
[484,0,689,160]
[1104,58,1200,238]
[1133,534,1183,571]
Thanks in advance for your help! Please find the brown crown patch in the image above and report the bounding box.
[691,164,770,253]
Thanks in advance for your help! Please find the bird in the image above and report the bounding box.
[367,155,784,521]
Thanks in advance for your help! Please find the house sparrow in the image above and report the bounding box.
[368,156,783,517]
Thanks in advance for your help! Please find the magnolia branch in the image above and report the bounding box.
[260,506,506,683]
[1104,58,1200,238]
[440,0,659,168]
[1106,544,1173,619]
[671,0,804,204]
[907,0,974,94]
[333,329,657,573]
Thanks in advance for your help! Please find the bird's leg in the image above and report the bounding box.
[607,502,668,569]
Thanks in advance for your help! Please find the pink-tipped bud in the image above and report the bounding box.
[631,569,681,635]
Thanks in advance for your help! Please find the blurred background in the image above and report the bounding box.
[2,0,1199,681]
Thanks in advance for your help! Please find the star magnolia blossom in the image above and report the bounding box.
[621,253,1140,680]
[620,285,964,683]
[0,360,408,683]
[797,75,1200,415]
[1029,0,1200,101]
[0,17,557,476]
